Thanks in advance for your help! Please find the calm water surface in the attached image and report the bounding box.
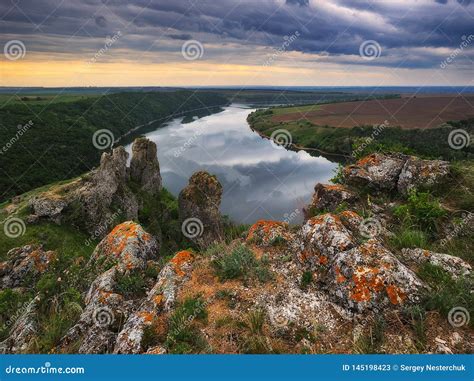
[125,105,337,224]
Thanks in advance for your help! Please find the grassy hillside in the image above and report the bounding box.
[0,91,228,200]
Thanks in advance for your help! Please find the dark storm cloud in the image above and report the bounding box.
[0,0,473,69]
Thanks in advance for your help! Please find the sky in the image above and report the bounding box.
[0,0,473,87]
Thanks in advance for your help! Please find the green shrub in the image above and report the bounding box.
[300,271,313,290]
[240,308,271,354]
[213,244,272,283]
[401,305,426,352]
[165,296,209,354]
[393,190,445,233]
[115,273,146,298]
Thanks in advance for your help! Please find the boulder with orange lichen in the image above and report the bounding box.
[401,248,471,278]
[325,239,426,313]
[397,156,450,195]
[1,245,56,289]
[114,250,194,354]
[178,171,224,248]
[343,153,407,190]
[89,221,159,272]
[297,213,356,267]
[246,220,294,247]
[338,210,364,234]
[304,183,358,217]
[60,267,130,354]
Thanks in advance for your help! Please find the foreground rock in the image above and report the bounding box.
[178,171,224,248]
[304,183,357,217]
[89,221,159,272]
[401,248,471,278]
[1,245,56,289]
[246,220,293,247]
[397,156,450,195]
[325,240,426,313]
[60,222,158,353]
[114,250,194,354]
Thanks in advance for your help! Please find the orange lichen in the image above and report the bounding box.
[350,266,384,302]
[335,266,347,283]
[386,284,406,305]
[356,154,380,167]
[319,255,328,265]
[171,250,193,277]
[153,294,164,306]
[139,311,155,323]
[324,184,346,191]
[246,220,287,242]
[339,210,361,220]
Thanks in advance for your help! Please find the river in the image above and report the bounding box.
[125,105,337,224]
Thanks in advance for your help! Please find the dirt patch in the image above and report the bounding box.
[272,96,474,129]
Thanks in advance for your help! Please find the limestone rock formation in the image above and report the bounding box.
[344,153,407,190]
[178,171,224,248]
[89,221,159,272]
[297,213,356,267]
[305,183,358,216]
[325,240,426,312]
[401,248,471,278]
[114,250,194,354]
[1,245,56,289]
[28,196,67,224]
[0,295,40,354]
[130,137,162,195]
[246,220,293,247]
[397,156,450,195]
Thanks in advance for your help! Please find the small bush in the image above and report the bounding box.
[393,190,445,233]
[240,309,271,354]
[165,296,209,354]
[401,305,426,352]
[115,273,146,298]
[213,244,272,283]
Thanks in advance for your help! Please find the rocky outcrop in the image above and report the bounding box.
[114,250,194,354]
[178,171,224,248]
[401,248,471,278]
[25,138,163,238]
[74,146,139,236]
[60,222,158,353]
[1,245,56,289]
[130,137,162,195]
[397,157,450,195]
[246,220,293,247]
[0,295,40,354]
[28,196,67,224]
[344,153,407,190]
[305,183,357,216]
[89,221,159,272]
[325,240,426,313]
[297,213,356,267]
